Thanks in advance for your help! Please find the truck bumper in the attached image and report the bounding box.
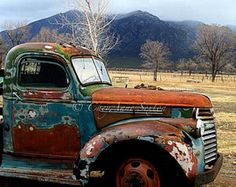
[194,153,223,186]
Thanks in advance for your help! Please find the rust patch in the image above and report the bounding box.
[81,120,184,159]
[21,91,72,101]
[93,105,171,129]
[92,87,212,108]
[159,118,197,133]
[10,42,96,59]
[13,124,80,159]
[61,44,96,57]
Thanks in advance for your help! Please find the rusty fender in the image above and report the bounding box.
[75,120,198,184]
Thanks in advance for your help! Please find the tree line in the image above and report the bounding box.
[140,24,236,82]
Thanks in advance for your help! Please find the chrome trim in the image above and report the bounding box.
[196,108,218,165]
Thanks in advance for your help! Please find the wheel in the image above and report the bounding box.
[116,158,160,187]
[88,143,191,187]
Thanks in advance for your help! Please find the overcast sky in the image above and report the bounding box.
[0,0,235,31]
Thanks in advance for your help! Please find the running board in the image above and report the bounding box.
[0,167,81,186]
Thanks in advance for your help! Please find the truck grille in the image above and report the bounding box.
[196,108,217,165]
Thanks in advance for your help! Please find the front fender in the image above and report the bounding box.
[76,120,198,184]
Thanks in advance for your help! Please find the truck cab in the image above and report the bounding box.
[0,43,222,187]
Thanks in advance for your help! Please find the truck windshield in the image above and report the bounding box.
[72,57,111,85]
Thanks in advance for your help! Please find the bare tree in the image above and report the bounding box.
[140,40,170,81]
[193,24,236,82]
[56,0,118,58]
[2,20,30,48]
[177,58,198,75]
[31,27,71,43]
[0,38,7,67]
[224,63,236,73]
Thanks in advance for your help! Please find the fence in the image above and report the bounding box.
[108,69,236,83]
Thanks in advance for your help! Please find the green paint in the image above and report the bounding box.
[80,84,110,97]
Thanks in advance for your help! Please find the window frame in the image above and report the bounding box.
[71,56,112,86]
[16,54,70,91]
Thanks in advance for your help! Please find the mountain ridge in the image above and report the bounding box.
[1,10,235,68]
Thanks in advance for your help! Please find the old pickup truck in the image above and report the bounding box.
[0,43,222,187]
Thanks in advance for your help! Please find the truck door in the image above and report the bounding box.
[12,55,80,159]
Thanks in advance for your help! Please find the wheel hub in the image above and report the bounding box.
[116,158,160,187]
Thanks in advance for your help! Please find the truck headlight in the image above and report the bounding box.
[196,119,205,137]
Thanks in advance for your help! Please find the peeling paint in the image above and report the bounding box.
[167,141,195,177]
[137,136,155,143]
[28,110,37,118]
[77,121,199,183]
[86,141,97,156]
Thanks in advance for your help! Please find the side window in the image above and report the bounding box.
[18,57,69,88]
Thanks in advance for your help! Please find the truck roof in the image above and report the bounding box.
[6,42,97,63]
[3,42,99,98]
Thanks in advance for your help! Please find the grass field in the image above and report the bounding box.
[110,70,236,187]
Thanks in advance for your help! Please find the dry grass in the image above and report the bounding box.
[110,71,236,187]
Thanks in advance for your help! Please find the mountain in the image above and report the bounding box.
[167,20,202,37]
[109,11,195,67]
[228,25,236,34]
[0,10,215,68]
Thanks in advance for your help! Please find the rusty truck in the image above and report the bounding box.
[0,43,222,187]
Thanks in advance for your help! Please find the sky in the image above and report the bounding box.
[0,0,235,31]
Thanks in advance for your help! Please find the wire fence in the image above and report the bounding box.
[108,69,236,83]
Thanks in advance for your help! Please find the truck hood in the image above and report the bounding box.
[92,87,212,108]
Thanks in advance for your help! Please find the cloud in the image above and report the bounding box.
[0,0,70,25]
[0,0,235,31]
[110,0,236,25]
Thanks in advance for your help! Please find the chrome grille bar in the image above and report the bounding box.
[204,129,216,135]
[196,108,218,165]
[203,134,216,141]
[204,143,217,150]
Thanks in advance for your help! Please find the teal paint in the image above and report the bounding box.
[171,107,193,118]
[76,101,97,146]
[187,134,205,173]
[13,101,79,129]
[3,99,14,153]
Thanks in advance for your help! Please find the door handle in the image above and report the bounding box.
[13,92,23,102]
